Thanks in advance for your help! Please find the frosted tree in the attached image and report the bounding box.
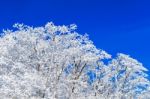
[0,22,110,99]
[103,54,150,99]
[88,54,150,99]
[0,22,149,99]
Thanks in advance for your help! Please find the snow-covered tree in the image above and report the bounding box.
[0,22,110,99]
[87,54,150,99]
[0,22,149,99]
[103,54,150,99]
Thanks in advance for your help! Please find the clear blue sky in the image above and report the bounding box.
[0,0,150,70]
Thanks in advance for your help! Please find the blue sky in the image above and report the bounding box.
[0,0,150,70]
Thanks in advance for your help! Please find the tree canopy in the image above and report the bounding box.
[0,22,149,99]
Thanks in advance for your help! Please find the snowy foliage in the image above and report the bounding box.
[0,22,149,99]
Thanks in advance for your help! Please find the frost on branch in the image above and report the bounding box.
[0,22,149,99]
